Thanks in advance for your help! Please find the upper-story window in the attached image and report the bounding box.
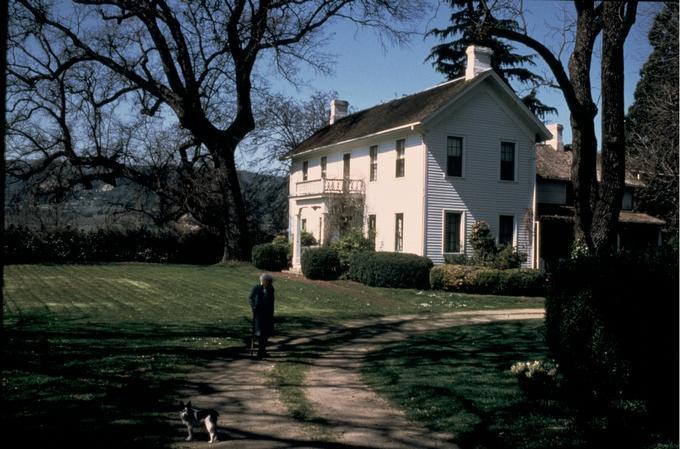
[369,145,378,181]
[500,141,516,181]
[447,136,463,177]
[320,156,327,179]
[343,153,351,178]
[498,215,514,246]
[302,160,309,181]
[395,139,405,178]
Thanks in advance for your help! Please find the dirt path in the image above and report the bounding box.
[171,308,544,449]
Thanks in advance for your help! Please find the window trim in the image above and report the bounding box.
[394,213,404,252]
[369,145,378,182]
[497,214,517,247]
[499,140,518,182]
[446,135,465,178]
[395,139,405,178]
[441,209,466,255]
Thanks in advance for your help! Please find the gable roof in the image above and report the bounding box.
[288,77,471,156]
[536,144,645,188]
[288,71,551,158]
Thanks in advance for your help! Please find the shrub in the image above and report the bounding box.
[330,228,374,272]
[301,247,341,280]
[491,245,527,269]
[444,253,470,265]
[470,221,495,260]
[545,253,678,438]
[468,220,526,269]
[348,252,433,289]
[301,230,317,247]
[251,243,289,271]
[430,264,546,296]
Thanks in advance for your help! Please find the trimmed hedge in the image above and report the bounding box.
[4,225,222,264]
[348,251,433,289]
[301,247,341,280]
[430,264,546,296]
[251,243,289,271]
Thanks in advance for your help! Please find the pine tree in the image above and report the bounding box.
[625,2,679,237]
[428,0,556,118]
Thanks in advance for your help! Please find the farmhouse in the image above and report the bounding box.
[286,45,663,270]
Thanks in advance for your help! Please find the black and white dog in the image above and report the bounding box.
[179,401,219,443]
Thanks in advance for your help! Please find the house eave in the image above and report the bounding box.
[284,122,423,160]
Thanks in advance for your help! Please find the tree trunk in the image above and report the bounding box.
[215,149,251,262]
[592,1,637,254]
[567,3,601,252]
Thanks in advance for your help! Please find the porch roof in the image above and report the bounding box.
[537,203,665,225]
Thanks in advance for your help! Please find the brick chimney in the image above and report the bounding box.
[545,123,564,151]
[465,45,493,80]
[329,99,349,125]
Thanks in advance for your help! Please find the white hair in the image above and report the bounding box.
[259,273,273,283]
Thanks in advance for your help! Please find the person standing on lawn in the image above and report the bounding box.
[248,273,275,359]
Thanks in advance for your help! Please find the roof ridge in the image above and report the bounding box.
[334,76,467,124]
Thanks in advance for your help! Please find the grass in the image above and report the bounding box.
[3,263,543,448]
[361,320,591,449]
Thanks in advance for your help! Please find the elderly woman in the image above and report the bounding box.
[248,273,276,359]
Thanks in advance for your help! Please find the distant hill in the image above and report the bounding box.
[5,169,288,240]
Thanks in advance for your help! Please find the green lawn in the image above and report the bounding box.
[3,263,543,448]
[362,320,589,449]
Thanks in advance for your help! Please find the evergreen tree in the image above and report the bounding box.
[428,0,556,118]
[625,2,679,238]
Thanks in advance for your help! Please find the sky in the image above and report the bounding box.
[266,1,664,147]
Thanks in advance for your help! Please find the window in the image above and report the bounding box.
[369,145,378,181]
[343,153,351,178]
[395,213,403,252]
[447,137,463,177]
[368,214,376,249]
[444,212,462,253]
[395,139,405,178]
[500,142,515,181]
[320,156,327,179]
[498,215,514,246]
[302,160,309,181]
[301,218,307,231]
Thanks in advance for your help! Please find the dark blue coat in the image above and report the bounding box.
[249,284,275,337]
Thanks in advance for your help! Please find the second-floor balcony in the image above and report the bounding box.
[294,178,365,197]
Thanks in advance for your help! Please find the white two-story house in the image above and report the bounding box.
[286,46,552,269]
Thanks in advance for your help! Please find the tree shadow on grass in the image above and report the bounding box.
[2,312,342,449]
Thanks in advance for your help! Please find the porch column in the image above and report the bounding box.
[292,211,302,269]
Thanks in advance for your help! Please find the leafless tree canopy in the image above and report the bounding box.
[8,0,423,260]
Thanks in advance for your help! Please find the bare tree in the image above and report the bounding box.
[10,0,422,261]
[471,0,637,254]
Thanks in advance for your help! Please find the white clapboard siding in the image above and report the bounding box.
[424,80,536,266]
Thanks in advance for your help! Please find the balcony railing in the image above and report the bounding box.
[295,178,365,196]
